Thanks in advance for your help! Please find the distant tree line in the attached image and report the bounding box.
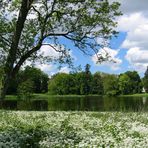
[1,64,148,96]
[48,64,148,96]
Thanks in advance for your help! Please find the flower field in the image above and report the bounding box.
[0,111,148,147]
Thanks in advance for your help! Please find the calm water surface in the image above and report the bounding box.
[47,96,148,112]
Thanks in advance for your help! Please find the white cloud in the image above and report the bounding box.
[23,44,74,75]
[38,44,63,59]
[114,1,148,73]
[121,22,148,50]
[109,0,148,15]
[59,67,70,74]
[118,13,148,72]
[126,47,148,72]
[92,47,122,71]
[117,13,148,32]
[36,64,53,74]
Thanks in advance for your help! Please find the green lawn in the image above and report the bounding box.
[5,93,148,101]
[0,111,147,147]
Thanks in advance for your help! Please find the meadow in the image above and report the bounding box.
[0,111,148,147]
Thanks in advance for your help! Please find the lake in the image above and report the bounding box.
[1,96,148,111]
[47,96,148,112]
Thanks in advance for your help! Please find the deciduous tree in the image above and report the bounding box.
[0,0,121,99]
[91,72,103,95]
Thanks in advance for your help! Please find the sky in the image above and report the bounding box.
[33,0,148,77]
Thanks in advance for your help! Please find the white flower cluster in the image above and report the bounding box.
[0,111,147,147]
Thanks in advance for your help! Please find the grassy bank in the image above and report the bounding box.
[120,93,148,97]
[0,111,148,147]
[5,93,148,101]
[5,94,102,100]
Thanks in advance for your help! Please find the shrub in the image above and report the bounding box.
[106,90,118,96]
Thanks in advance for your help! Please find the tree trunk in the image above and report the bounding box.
[0,0,33,100]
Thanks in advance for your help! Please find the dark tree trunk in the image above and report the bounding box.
[0,0,33,100]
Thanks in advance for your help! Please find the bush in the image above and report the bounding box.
[106,90,118,96]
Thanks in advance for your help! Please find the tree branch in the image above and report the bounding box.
[41,43,63,53]
[31,5,41,22]
[0,35,11,47]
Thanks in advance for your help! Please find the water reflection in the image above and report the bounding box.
[142,97,147,105]
[48,96,148,112]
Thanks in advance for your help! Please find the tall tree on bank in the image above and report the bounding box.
[84,64,92,94]
[91,72,103,95]
[0,0,121,100]
[125,71,142,94]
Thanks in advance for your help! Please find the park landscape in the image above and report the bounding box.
[0,0,148,147]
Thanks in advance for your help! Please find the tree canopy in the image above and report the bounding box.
[0,0,121,99]
[6,66,49,94]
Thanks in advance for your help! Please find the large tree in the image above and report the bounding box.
[103,74,119,96]
[91,72,103,95]
[48,73,74,95]
[0,0,121,99]
[118,73,131,95]
[19,66,49,93]
[83,64,92,94]
[125,71,142,94]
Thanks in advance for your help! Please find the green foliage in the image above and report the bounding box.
[20,66,49,93]
[48,64,93,95]
[91,72,104,95]
[48,73,76,95]
[73,72,84,95]
[125,71,142,94]
[6,66,49,95]
[17,79,34,101]
[118,71,142,95]
[0,0,121,66]
[84,64,92,94]
[48,68,143,96]
[0,0,121,100]
[103,74,119,96]
[118,74,131,95]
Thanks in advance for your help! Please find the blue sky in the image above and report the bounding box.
[34,0,148,77]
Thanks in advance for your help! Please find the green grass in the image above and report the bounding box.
[5,94,102,100]
[120,93,148,97]
[5,95,18,100]
[5,93,148,101]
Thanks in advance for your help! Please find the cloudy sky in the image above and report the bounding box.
[33,0,148,76]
